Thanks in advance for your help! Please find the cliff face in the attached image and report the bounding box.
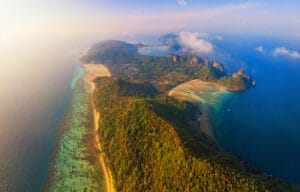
[213,62,224,73]
[233,69,250,79]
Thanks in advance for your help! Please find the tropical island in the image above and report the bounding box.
[80,40,255,92]
[79,39,295,191]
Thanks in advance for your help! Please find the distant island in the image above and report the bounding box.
[80,40,256,92]
[80,38,295,191]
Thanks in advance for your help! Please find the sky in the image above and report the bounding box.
[1,0,300,46]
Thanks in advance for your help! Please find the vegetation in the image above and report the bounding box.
[217,76,253,91]
[80,40,142,65]
[80,40,255,92]
[80,40,294,191]
[94,77,294,192]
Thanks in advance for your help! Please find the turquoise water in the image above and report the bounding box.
[70,67,84,90]
[45,68,104,191]
[140,36,300,185]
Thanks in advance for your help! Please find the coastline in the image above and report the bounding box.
[44,75,104,191]
[44,64,110,191]
[168,79,232,143]
[83,64,115,192]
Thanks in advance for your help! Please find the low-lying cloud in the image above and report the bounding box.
[273,47,300,59]
[178,32,213,54]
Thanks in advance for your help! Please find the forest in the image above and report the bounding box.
[93,77,293,192]
[80,40,254,92]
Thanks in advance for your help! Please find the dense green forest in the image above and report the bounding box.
[80,40,254,92]
[94,77,294,192]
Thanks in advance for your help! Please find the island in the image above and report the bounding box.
[80,40,255,92]
[80,39,295,191]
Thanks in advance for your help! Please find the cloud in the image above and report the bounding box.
[215,35,223,41]
[177,0,187,6]
[256,46,264,53]
[178,32,213,54]
[273,47,300,59]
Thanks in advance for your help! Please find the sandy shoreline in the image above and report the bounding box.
[83,64,115,192]
[168,79,230,142]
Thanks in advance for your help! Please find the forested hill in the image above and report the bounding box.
[94,77,294,192]
[80,40,255,92]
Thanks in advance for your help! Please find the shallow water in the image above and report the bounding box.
[150,36,300,185]
[45,68,105,191]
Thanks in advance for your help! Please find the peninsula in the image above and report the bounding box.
[80,39,295,191]
[80,40,255,92]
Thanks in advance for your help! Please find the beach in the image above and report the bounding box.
[44,64,112,191]
[83,64,115,192]
[168,79,231,142]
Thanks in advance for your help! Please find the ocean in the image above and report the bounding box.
[211,35,300,184]
[1,34,299,191]
[139,35,300,185]
[0,43,79,191]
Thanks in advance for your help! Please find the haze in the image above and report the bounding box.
[0,0,300,190]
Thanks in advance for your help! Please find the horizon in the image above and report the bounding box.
[1,1,300,45]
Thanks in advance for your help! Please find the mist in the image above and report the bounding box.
[0,26,95,190]
[1,0,300,190]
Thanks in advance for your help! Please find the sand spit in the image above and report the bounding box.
[168,79,227,102]
[168,79,230,142]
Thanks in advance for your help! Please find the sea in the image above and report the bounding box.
[0,34,300,191]
[211,35,300,185]
[0,42,80,191]
[139,34,300,185]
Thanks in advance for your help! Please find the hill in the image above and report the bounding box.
[80,40,255,92]
[93,77,294,192]
[80,40,142,65]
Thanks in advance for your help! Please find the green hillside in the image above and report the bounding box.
[93,77,294,192]
[80,40,255,91]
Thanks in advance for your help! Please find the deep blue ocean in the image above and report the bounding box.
[139,34,300,185]
[210,35,300,185]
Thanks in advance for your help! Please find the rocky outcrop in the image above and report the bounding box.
[189,57,199,65]
[213,62,224,73]
[232,69,251,80]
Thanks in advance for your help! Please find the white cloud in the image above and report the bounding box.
[215,35,223,40]
[177,0,187,6]
[178,32,213,54]
[256,46,264,53]
[273,47,300,59]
